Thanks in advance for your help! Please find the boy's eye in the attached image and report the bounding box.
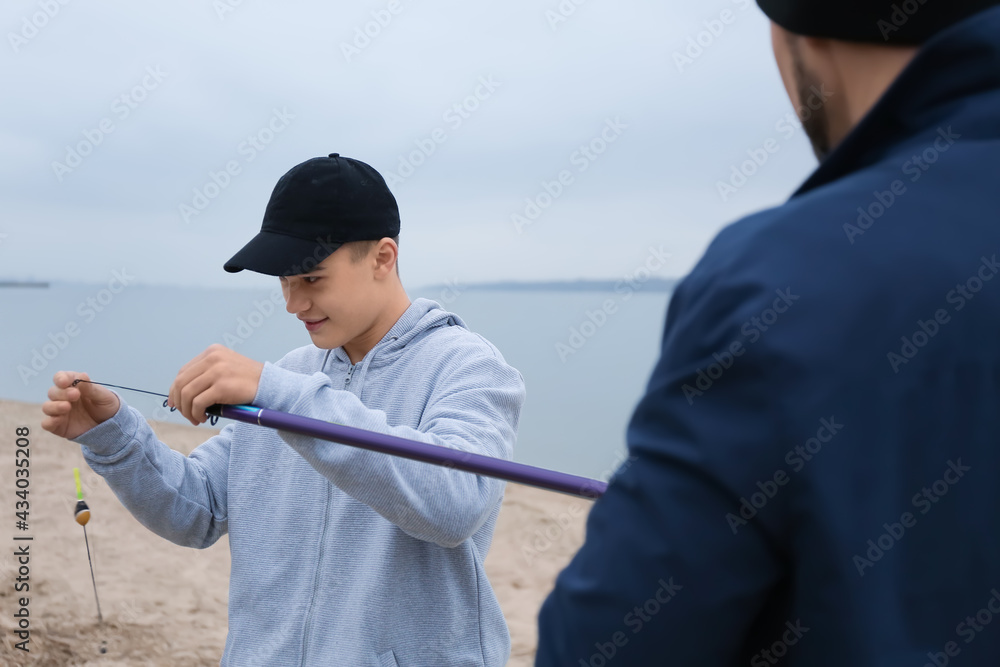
[279,275,320,285]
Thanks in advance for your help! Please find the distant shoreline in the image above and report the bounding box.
[0,281,48,288]
[418,278,678,293]
[0,278,678,293]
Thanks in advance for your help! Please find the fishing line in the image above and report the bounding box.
[71,380,219,425]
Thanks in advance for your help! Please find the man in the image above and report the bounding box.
[537,2,1000,665]
[42,154,525,666]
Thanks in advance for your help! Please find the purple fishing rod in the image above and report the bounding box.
[206,404,607,500]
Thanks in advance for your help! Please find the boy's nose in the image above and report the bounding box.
[285,297,308,315]
[283,285,309,314]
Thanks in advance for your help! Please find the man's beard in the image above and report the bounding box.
[789,39,832,161]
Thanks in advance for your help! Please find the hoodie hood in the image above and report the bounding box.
[327,298,468,369]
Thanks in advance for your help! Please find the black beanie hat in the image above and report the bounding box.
[756,0,1000,44]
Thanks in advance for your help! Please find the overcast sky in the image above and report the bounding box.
[1,0,819,290]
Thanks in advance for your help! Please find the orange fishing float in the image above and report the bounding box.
[74,467,106,655]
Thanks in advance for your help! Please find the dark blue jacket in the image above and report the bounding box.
[537,6,1000,666]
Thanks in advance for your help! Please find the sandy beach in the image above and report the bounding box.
[0,399,590,666]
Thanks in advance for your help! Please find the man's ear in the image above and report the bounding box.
[372,237,399,278]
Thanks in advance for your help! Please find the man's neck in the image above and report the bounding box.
[826,41,919,148]
[343,288,412,365]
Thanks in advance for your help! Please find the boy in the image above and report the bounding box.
[42,153,525,666]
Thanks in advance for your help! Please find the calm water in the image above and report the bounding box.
[0,283,671,480]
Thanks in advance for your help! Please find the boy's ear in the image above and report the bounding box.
[372,238,399,278]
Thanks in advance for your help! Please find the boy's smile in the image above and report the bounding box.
[301,317,328,333]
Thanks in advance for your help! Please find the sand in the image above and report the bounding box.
[0,400,590,666]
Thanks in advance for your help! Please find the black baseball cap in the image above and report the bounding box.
[224,153,400,276]
[757,0,1000,44]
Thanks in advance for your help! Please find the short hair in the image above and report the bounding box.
[347,236,400,273]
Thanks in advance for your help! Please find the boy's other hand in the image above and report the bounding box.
[168,344,264,426]
[41,371,121,440]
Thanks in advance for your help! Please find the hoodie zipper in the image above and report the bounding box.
[302,361,347,663]
[299,475,331,664]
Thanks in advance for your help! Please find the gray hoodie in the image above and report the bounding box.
[73,298,525,666]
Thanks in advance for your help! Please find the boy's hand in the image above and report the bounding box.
[168,344,264,425]
[41,371,121,440]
